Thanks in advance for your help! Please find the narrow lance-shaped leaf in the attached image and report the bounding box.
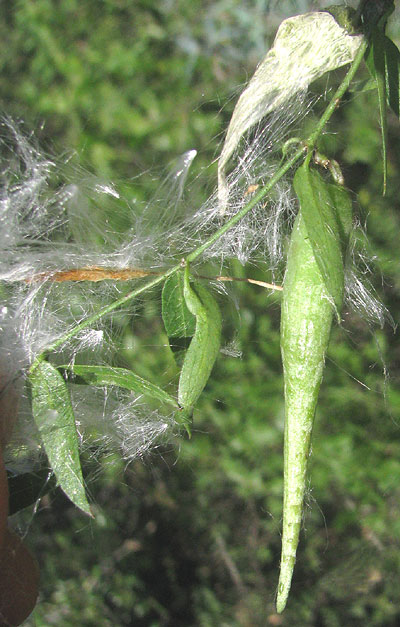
[373,33,388,195]
[365,28,391,194]
[178,266,222,416]
[162,273,196,366]
[365,27,400,118]
[381,34,400,118]
[59,364,179,409]
[29,360,92,516]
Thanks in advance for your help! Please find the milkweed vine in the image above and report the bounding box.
[0,0,398,618]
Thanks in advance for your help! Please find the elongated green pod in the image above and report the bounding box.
[276,210,334,613]
[276,162,353,612]
[277,163,354,609]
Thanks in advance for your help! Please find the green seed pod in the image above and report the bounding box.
[276,164,352,613]
[277,211,333,613]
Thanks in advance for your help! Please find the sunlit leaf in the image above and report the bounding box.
[29,361,92,516]
[218,11,363,209]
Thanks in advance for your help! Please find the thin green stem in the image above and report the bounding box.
[32,37,368,363]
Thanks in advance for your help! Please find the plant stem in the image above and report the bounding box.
[32,37,368,362]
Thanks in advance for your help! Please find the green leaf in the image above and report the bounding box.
[383,36,400,117]
[293,164,352,311]
[177,266,222,414]
[364,28,400,193]
[162,272,196,366]
[372,33,388,195]
[374,31,400,118]
[29,360,92,516]
[60,364,179,408]
[7,467,57,515]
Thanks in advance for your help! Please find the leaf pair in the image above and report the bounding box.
[293,164,353,313]
[29,360,179,514]
[29,269,221,513]
[162,267,222,421]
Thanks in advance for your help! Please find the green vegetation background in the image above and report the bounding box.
[1,1,400,625]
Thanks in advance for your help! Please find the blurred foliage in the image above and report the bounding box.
[1,0,400,626]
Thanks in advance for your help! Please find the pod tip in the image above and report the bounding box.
[275,583,288,614]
